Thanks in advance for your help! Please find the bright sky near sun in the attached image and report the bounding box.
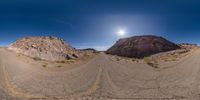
[0,0,200,50]
[117,29,126,37]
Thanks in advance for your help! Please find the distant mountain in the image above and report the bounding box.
[179,43,198,50]
[106,35,180,58]
[79,48,98,53]
[8,36,81,61]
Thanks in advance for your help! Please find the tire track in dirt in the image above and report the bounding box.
[2,64,103,99]
[2,49,200,100]
[101,50,200,99]
[3,64,43,99]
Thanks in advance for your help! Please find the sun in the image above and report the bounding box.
[117,29,126,36]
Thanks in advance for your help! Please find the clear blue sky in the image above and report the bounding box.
[0,0,200,50]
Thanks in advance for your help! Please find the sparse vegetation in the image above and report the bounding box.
[143,57,150,63]
[57,65,63,68]
[49,36,55,40]
[146,62,158,68]
[69,59,75,63]
[132,58,136,61]
[162,55,178,62]
[56,60,66,63]
[116,57,121,61]
[42,63,48,68]
[17,54,21,57]
[55,59,76,63]
[33,57,42,61]
[144,57,158,68]
[171,57,176,61]
[42,64,47,68]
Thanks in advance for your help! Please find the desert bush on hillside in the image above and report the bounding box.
[57,65,63,68]
[33,57,42,61]
[42,64,47,68]
[144,57,158,68]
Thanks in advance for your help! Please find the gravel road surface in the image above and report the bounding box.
[0,48,200,100]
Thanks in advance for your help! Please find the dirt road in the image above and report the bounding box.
[0,48,200,100]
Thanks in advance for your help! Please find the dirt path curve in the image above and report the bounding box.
[0,48,200,100]
[94,49,200,100]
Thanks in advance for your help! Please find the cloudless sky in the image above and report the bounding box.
[0,0,200,50]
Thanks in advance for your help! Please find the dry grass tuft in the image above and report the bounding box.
[57,65,63,68]
[162,55,178,62]
[144,57,158,68]
[33,57,42,61]
[116,57,121,61]
[42,63,48,68]
[55,59,76,64]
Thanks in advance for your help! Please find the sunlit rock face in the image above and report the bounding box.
[8,36,80,61]
[106,35,180,58]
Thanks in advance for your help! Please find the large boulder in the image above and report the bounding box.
[106,35,180,58]
[8,36,80,61]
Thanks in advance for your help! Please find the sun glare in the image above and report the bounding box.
[117,29,126,36]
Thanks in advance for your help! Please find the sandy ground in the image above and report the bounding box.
[0,48,200,100]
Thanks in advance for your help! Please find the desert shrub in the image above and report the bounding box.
[33,57,42,61]
[57,65,63,68]
[163,55,177,62]
[49,36,55,40]
[56,60,66,63]
[143,57,150,63]
[17,54,21,57]
[42,64,47,67]
[144,57,158,68]
[132,58,137,61]
[69,59,75,63]
[171,56,177,61]
[56,59,76,63]
[116,57,120,61]
[146,62,158,68]
[42,63,48,67]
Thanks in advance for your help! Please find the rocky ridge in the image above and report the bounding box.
[8,36,81,61]
[106,35,181,58]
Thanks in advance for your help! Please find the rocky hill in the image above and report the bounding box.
[8,36,80,61]
[106,35,180,58]
[179,43,198,50]
[79,48,98,53]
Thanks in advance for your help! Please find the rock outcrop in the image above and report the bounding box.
[179,43,198,50]
[106,35,180,58]
[8,36,80,61]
